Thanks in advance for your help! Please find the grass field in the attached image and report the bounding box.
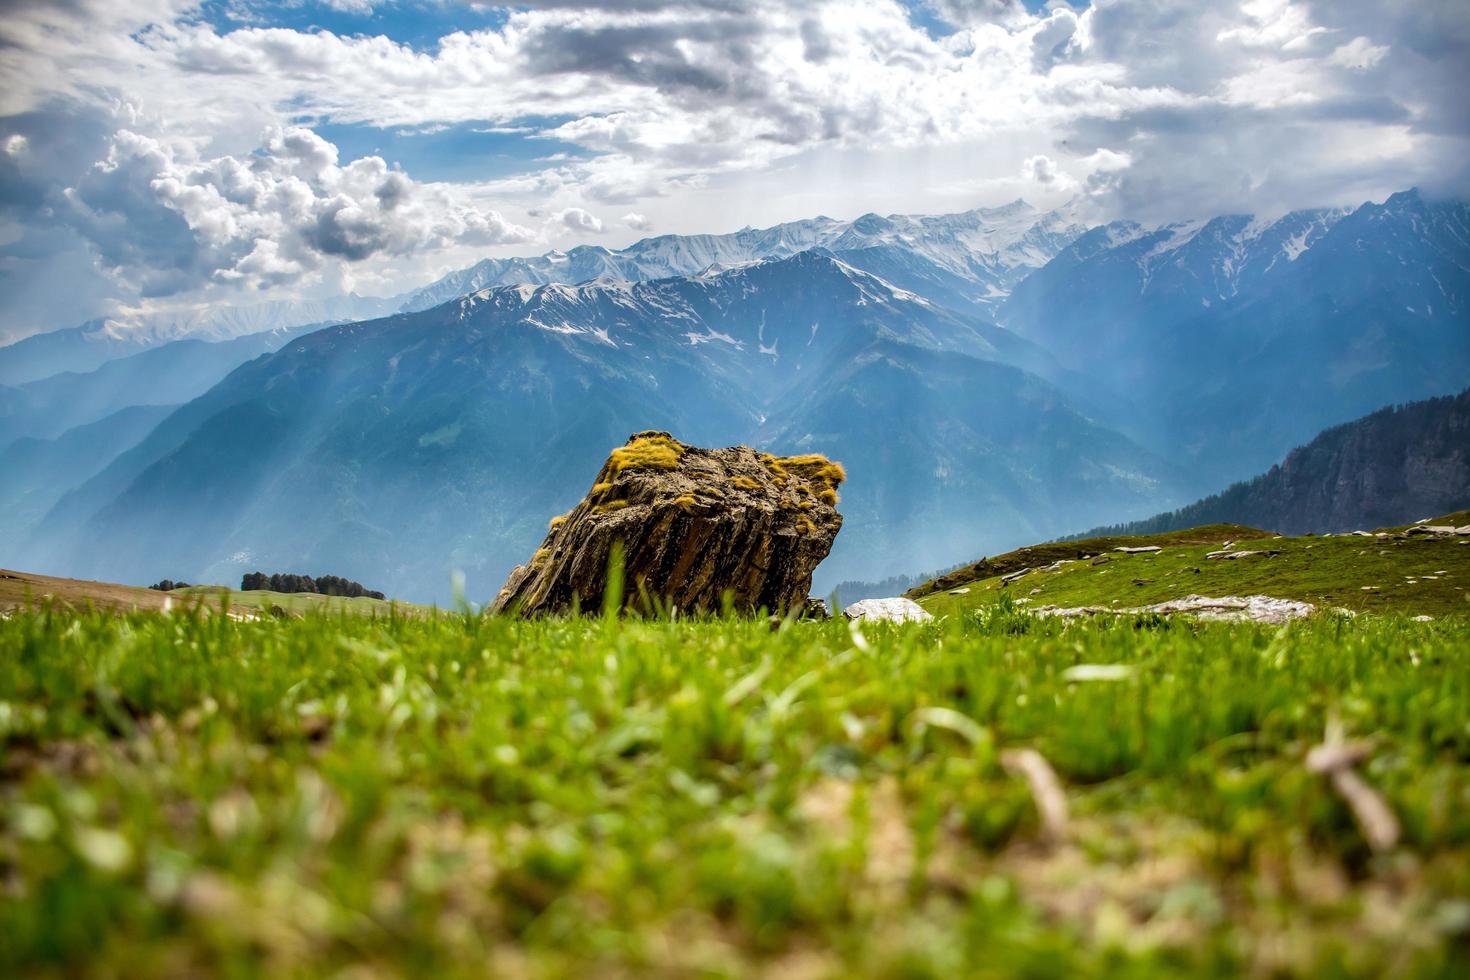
[2,607,1468,977]
[170,585,434,618]
[0,570,432,619]
[913,516,1470,621]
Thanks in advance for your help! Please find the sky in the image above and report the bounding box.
[0,0,1466,340]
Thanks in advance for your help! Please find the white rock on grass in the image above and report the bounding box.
[1033,594,1316,625]
[843,597,933,624]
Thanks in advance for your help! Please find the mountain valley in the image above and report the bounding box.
[3,189,1467,603]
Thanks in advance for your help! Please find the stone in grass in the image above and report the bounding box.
[493,431,844,616]
[844,597,933,623]
[1035,594,1316,625]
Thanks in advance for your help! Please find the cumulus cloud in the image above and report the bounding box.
[1,0,1467,328]
[1029,7,1082,72]
[61,126,533,295]
[1329,36,1390,69]
[552,207,605,234]
[622,212,652,231]
[927,0,1033,29]
[1022,154,1074,190]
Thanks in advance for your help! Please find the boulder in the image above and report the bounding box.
[844,597,933,623]
[493,431,844,616]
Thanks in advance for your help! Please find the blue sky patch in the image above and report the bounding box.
[312,118,587,184]
[193,1,509,53]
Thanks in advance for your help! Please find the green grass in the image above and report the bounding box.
[908,524,1277,599]
[169,586,434,618]
[2,608,1469,977]
[916,526,1470,621]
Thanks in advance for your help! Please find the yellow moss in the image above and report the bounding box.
[761,452,845,503]
[548,514,569,530]
[531,547,552,566]
[798,499,815,511]
[796,515,818,535]
[591,481,613,496]
[593,499,631,515]
[673,493,697,511]
[728,474,761,491]
[607,432,685,474]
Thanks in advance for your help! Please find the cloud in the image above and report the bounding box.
[1,0,1467,329]
[622,211,652,230]
[1021,153,1073,190]
[60,126,534,296]
[1329,36,1390,69]
[926,1,1032,29]
[553,207,605,234]
[1029,7,1082,71]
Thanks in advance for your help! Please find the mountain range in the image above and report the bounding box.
[397,199,1087,316]
[2,188,1466,602]
[22,251,1183,600]
[0,294,398,387]
[1004,189,1470,484]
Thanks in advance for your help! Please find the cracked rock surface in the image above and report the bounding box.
[494,431,843,616]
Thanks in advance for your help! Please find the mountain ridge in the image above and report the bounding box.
[1071,388,1470,540]
[399,199,1089,315]
[23,249,1185,602]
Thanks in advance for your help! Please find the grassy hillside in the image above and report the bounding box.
[0,568,206,615]
[907,523,1276,598]
[3,609,1469,976]
[0,568,428,618]
[913,514,1470,620]
[170,585,432,618]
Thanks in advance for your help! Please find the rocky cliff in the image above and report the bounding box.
[493,432,844,616]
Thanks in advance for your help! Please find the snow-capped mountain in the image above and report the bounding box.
[1009,205,1350,332]
[7,187,1466,604]
[1003,189,1470,486]
[399,201,1089,314]
[26,250,1183,602]
[0,294,400,387]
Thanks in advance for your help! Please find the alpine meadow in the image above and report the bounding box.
[1,1,1468,977]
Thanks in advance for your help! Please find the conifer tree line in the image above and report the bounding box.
[240,572,385,599]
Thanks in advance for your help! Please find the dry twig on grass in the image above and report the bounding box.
[1001,748,1070,844]
[1306,721,1400,853]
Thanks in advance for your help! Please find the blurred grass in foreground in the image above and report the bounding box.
[1,607,1468,977]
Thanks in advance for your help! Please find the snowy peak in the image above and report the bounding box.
[400,202,1091,315]
[1029,204,1355,306]
[433,246,994,374]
